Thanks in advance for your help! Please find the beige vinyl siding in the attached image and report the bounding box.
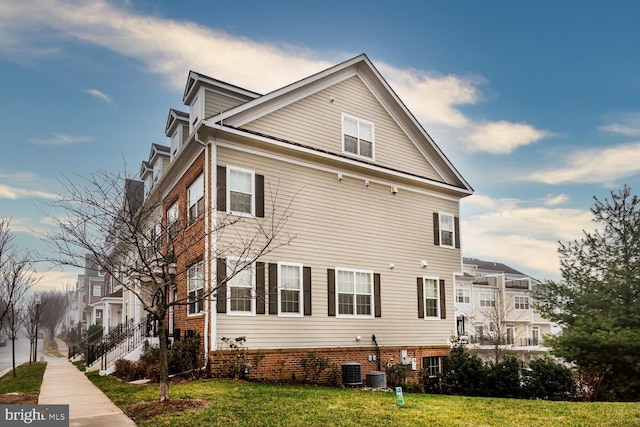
[214,146,461,350]
[240,76,443,183]
[205,90,247,118]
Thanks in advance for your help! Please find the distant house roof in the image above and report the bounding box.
[463,257,524,275]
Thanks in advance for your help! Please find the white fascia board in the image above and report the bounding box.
[211,124,473,198]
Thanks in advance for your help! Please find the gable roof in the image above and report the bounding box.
[202,54,472,193]
[165,109,189,136]
[183,70,261,105]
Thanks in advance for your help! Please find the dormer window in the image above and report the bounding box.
[170,127,182,161]
[342,114,374,159]
[189,95,202,134]
[153,160,162,183]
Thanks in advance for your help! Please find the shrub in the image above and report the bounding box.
[486,355,525,398]
[438,346,488,396]
[386,362,411,389]
[523,357,576,400]
[300,352,331,384]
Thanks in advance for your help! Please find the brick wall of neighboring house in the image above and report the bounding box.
[209,345,450,385]
[164,151,207,339]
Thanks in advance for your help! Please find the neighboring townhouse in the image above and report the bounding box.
[67,254,103,335]
[455,257,552,362]
[112,54,474,382]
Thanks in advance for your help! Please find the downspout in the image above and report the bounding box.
[195,130,209,370]
[372,334,381,371]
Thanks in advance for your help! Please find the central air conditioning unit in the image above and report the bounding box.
[341,362,362,388]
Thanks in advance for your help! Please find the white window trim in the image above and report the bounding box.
[226,258,256,316]
[341,113,375,161]
[93,285,101,297]
[187,262,204,317]
[514,295,530,310]
[456,288,470,304]
[278,261,304,317]
[226,165,255,218]
[438,211,455,248]
[335,267,374,319]
[479,292,496,308]
[188,174,204,223]
[423,276,440,320]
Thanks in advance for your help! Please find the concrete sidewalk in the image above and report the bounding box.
[38,339,136,427]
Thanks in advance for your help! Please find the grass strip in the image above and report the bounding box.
[88,374,640,427]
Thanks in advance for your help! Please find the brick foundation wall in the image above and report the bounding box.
[209,345,450,385]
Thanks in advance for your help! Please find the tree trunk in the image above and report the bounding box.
[157,317,169,402]
[11,337,16,377]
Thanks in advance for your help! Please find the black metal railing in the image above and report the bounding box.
[98,318,150,371]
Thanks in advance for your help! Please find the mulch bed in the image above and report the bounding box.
[0,393,39,404]
[121,398,210,423]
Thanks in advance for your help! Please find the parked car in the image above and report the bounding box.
[0,338,7,347]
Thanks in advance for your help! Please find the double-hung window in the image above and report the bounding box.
[480,292,496,308]
[424,356,441,377]
[336,268,373,317]
[342,114,374,159]
[514,296,530,310]
[439,212,455,248]
[167,202,179,239]
[228,260,255,315]
[188,174,204,223]
[187,262,203,315]
[227,166,254,216]
[456,288,470,304]
[423,277,440,318]
[279,262,303,316]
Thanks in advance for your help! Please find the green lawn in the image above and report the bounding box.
[87,373,640,427]
[0,362,47,403]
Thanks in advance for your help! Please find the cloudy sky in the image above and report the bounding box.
[1,0,639,289]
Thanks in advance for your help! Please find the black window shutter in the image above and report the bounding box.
[216,258,227,313]
[439,279,446,319]
[327,269,335,316]
[433,212,440,246]
[255,174,265,218]
[374,273,381,318]
[217,166,226,212]
[303,266,312,316]
[256,262,265,314]
[268,263,278,315]
[417,277,424,319]
[454,217,460,249]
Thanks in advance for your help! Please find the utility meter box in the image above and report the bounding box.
[400,350,408,364]
[411,357,417,371]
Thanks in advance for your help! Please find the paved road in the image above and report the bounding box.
[0,338,42,372]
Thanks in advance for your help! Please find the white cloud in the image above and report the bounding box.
[599,113,640,137]
[467,121,550,154]
[0,0,548,155]
[0,171,58,200]
[461,194,593,280]
[29,133,93,146]
[34,269,78,292]
[543,193,569,206]
[528,142,640,185]
[85,88,112,103]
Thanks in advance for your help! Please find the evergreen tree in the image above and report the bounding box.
[536,186,640,400]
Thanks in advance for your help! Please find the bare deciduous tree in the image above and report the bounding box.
[43,170,294,402]
[0,218,39,373]
[38,287,73,342]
